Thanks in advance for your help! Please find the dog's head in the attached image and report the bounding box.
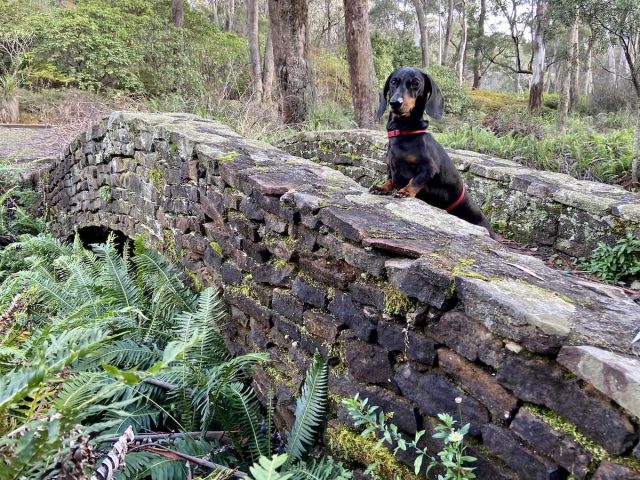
[376,67,445,121]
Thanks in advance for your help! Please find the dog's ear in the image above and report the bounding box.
[376,74,392,121]
[422,72,445,120]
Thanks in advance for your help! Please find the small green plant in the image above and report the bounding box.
[343,394,476,479]
[97,185,111,202]
[582,233,640,284]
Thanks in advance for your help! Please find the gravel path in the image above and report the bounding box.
[0,126,61,163]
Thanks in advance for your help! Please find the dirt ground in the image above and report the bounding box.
[0,126,61,163]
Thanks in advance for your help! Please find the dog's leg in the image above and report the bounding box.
[370,177,395,195]
[394,179,421,197]
[395,165,434,198]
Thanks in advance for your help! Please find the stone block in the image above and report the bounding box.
[328,291,376,342]
[497,353,636,454]
[557,346,640,418]
[481,424,564,480]
[430,311,503,367]
[272,289,304,323]
[510,409,591,479]
[394,365,489,436]
[292,276,327,308]
[344,340,394,387]
[592,461,640,480]
[302,311,342,342]
[438,349,517,420]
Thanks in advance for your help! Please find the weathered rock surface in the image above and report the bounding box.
[510,409,591,479]
[557,345,640,418]
[281,129,640,258]
[42,112,640,478]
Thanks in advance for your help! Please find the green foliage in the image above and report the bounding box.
[343,394,476,479]
[245,353,351,480]
[426,66,470,116]
[582,233,640,284]
[285,352,329,463]
[467,90,528,113]
[0,234,266,479]
[1,0,249,96]
[371,32,421,86]
[435,123,635,183]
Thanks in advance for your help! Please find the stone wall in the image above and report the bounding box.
[281,130,640,258]
[45,112,640,479]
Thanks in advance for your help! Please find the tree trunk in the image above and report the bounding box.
[607,37,617,86]
[472,0,486,89]
[412,0,429,67]
[268,0,313,124]
[528,0,548,112]
[456,0,467,84]
[172,0,184,28]
[344,0,376,127]
[583,34,594,96]
[443,0,455,66]
[568,16,580,112]
[209,0,219,25]
[438,0,443,64]
[633,102,640,188]
[246,0,263,100]
[558,63,571,131]
[263,20,275,102]
[225,0,235,31]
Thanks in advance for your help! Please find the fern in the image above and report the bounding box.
[248,454,294,480]
[223,382,270,462]
[285,353,328,463]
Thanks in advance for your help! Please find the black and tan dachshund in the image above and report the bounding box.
[370,67,494,236]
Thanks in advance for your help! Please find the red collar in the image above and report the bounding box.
[446,183,466,212]
[387,128,428,138]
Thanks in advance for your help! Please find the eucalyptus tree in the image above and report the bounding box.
[344,0,376,127]
[268,0,314,124]
[578,0,640,185]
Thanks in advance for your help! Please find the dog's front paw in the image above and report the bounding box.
[394,190,410,198]
[369,186,393,195]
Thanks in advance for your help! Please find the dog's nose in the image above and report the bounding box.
[390,98,403,109]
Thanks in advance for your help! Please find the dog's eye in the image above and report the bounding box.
[411,79,420,88]
[390,78,398,86]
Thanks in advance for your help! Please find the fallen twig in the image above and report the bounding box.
[101,430,231,444]
[141,444,248,478]
[90,426,135,480]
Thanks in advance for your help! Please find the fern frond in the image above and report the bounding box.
[133,245,197,319]
[290,458,353,480]
[248,454,294,480]
[223,382,269,462]
[285,353,328,463]
[78,339,159,371]
[92,240,141,313]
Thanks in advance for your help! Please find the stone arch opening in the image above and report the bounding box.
[73,226,131,254]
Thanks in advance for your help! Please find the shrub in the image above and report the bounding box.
[467,90,527,113]
[312,48,351,105]
[482,107,545,138]
[582,233,640,284]
[427,65,470,116]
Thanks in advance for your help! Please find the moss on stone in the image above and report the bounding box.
[524,404,608,465]
[209,240,223,256]
[326,425,421,480]
[184,269,204,292]
[162,228,179,260]
[217,150,238,163]
[149,168,164,190]
[97,185,112,202]
[384,284,414,316]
